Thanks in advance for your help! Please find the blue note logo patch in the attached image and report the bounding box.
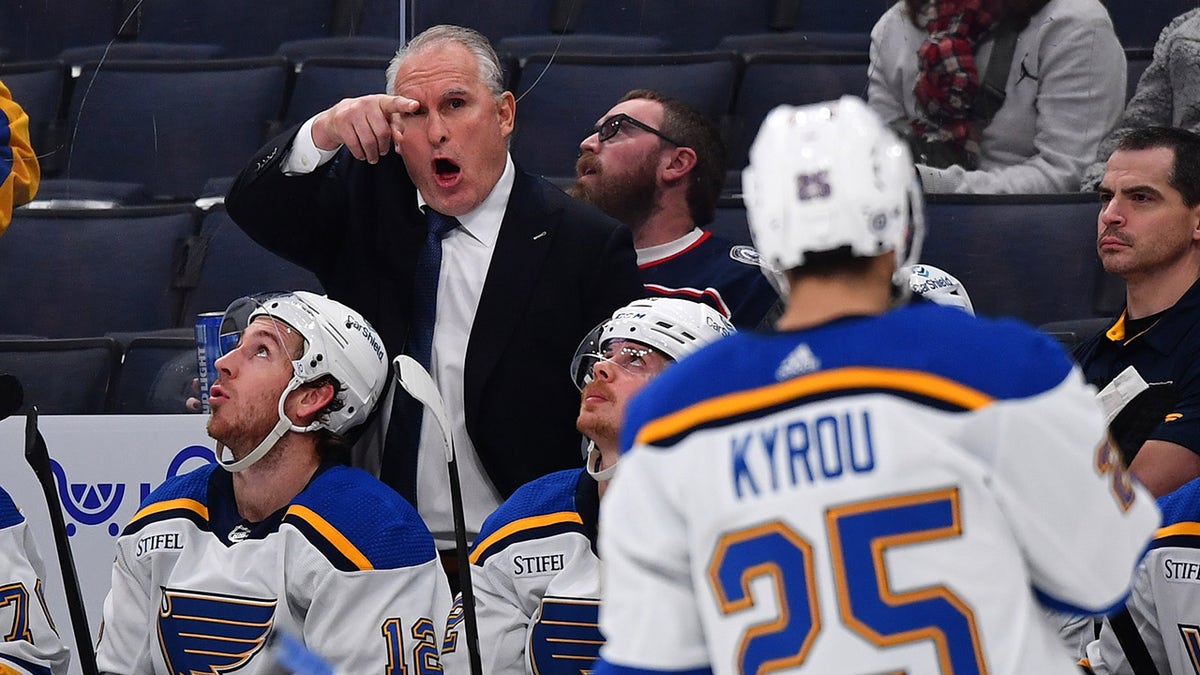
[157,587,276,674]
[529,597,603,675]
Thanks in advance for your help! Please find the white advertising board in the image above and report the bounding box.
[1,414,214,675]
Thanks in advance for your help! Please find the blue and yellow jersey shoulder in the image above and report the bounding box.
[623,303,1076,452]
[123,463,214,536]
[0,485,24,530]
[470,469,586,566]
[1153,477,1200,551]
[0,78,40,234]
[287,465,436,572]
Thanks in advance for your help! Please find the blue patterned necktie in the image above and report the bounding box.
[384,207,460,498]
[408,208,459,370]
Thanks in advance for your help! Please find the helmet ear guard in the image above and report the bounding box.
[214,291,389,472]
[742,96,925,298]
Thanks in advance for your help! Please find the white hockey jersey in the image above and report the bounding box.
[444,468,602,675]
[0,485,70,675]
[596,303,1160,675]
[95,463,451,675]
[1084,475,1200,674]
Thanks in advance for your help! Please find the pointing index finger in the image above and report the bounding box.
[380,95,419,115]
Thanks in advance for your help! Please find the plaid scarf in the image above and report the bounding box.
[911,0,1000,167]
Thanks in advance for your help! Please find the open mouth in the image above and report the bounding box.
[576,154,600,178]
[433,157,462,187]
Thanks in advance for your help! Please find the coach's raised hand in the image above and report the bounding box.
[311,94,418,164]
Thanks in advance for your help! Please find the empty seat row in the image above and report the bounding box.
[8,40,1156,201]
[0,203,323,340]
[0,335,197,415]
[2,0,881,62]
[3,50,873,199]
[4,0,1182,64]
[2,55,393,200]
[707,191,1119,328]
[0,0,400,62]
[1,191,1114,416]
[6,192,1112,342]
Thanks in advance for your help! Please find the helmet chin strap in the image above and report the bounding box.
[585,439,617,482]
[217,376,322,473]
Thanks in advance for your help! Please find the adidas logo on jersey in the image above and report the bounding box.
[776,343,821,380]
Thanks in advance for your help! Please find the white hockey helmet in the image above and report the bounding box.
[741,96,925,296]
[570,297,734,391]
[213,291,389,472]
[906,263,975,315]
[571,297,735,481]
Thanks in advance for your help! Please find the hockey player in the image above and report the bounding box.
[445,297,733,675]
[95,292,451,675]
[593,97,1161,675]
[1083,475,1200,674]
[0,485,69,675]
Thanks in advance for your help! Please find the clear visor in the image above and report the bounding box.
[216,293,310,362]
[569,324,663,390]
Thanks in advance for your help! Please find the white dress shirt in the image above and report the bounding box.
[284,118,511,546]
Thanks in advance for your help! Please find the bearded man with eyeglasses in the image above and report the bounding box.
[568,89,778,329]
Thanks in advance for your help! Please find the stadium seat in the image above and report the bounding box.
[785,0,890,33]
[563,0,775,51]
[26,178,151,208]
[1,0,123,61]
[497,34,671,61]
[717,31,871,54]
[1106,0,1197,49]
[1039,317,1112,350]
[0,338,121,414]
[730,52,872,170]
[63,58,289,200]
[921,193,1104,327]
[410,0,559,45]
[276,36,398,62]
[338,0,402,40]
[283,56,391,127]
[707,195,753,246]
[0,205,198,338]
[0,61,68,174]
[511,51,741,181]
[110,335,197,414]
[58,41,227,70]
[177,205,325,324]
[131,0,337,57]
[1125,48,1153,103]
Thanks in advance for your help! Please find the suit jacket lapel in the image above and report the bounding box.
[464,171,560,419]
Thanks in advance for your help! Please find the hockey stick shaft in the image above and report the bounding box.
[24,407,100,675]
[392,356,483,675]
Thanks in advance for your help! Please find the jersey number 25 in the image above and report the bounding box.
[708,487,987,674]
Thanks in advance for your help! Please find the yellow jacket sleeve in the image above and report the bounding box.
[0,78,41,236]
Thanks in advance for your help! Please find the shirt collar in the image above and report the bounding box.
[636,227,705,266]
[1107,276,1200,353]
[415,153,514,249]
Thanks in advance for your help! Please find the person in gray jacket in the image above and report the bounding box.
[868,0,1125,194]
[1081,8,1200,191]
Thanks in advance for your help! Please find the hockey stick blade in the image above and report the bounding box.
[391,355,483,675]
[393,355,455,463]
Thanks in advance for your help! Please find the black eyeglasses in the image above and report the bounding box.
[588,113,684,147]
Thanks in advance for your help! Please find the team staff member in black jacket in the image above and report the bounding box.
[226,24,643,571]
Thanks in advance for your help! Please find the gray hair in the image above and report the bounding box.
[385,25,506,99]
